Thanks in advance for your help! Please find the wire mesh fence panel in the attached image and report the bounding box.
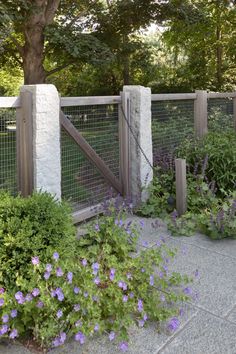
[0,108,17,194]
[151,99,195,167]
[208,98,234,132]
[61,104,120,210]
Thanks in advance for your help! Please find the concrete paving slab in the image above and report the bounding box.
[226,305,236,324]
[159,310,236,354]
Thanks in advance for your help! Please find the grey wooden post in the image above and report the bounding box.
[119,91,130,197]
[175,158,187,216]
[194,90,208,138]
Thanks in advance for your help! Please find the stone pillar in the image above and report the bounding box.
[19,85,61,199]
[123,85,153,203]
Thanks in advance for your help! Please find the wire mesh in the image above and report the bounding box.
[151,99,195,166]
[61,104,120,210]
[208,98,234,132]
[0,108,17,194]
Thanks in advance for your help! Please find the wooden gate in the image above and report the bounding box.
[60,93,130,222]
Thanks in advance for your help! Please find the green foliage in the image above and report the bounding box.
[0,191,76,288]
[0,197,192,350]
[137,169,175,218]
[198,193,236,239]
[177,131,236,194]
[166,211,197,237]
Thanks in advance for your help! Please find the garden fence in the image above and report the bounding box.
[151,91,236,167]
[0,87,235,221]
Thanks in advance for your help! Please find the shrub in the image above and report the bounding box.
[177,131,236,194]
[0,198,193,351]
[0,191,76,288]
[198,193,236,239]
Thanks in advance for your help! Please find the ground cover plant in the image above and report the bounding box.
[0,192,193,352]
[139,130,236,239]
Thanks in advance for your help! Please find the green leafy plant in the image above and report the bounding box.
[177,131,236,194]
[0,196,193,351]
[198,193,236,239]
[0,191,76,288]
[166,211,197,237]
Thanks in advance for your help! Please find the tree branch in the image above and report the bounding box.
[45,61,75,77]
[45,0,60,25]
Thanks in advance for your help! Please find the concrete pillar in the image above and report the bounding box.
[19,85,61,199]
[123,85,153,203]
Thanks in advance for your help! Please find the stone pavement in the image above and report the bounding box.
[2,217,236,354]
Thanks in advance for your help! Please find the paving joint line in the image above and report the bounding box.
[156,312,198,354]
[224,303,236,319]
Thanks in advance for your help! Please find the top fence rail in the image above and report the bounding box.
[152,92,236,101]
[0,97,21,108]
[61,96,121,107]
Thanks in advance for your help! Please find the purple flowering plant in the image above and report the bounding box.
[0,197,192,351]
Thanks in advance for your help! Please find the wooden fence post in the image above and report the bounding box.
[16,91,34,197]
[194,90,208,138]
[119,91,130,197]
[233,95,236,132]
[175,158,187,216]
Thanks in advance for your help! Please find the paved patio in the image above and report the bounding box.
[2,217,236,354]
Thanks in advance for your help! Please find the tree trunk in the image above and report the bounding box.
[216,25,223,90]
[23,26,46,84]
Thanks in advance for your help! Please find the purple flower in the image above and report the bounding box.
[109,331,115,341]
[119,341,128,352]
[52,332,66,347]
[142,241,148,247]
[32,288,40,297]
[0,325,8,335]
[123,295,128,303]
[141,268,145,273]
[126,273,132,280]
[36,301,44,308]
[150,275,154,286]
[10,310,17,318]
[57,310,63,318]
[119,219,123,227]
[81,259,87,267]
[53,252,59,261]
[138,319,145,327]
[51,290,56,298]
[94,277,100,285]
[194,269,199,278]
[143,313,148,321]
[159,271,164,278]
[0,299,4,307]
[92,262,100,275]
[179,308,184,317]
[84,292,88,298]
[55,288,64,302]
[92,295,99,302]
[44,271,51,280]
[74,304,80,312]
[118,281,127,291]
[2,314,9,323]
[183,287,192,295]
[75,320,82,327]
[129,292,134,299]
[31,256,39,266]
[67,272,73,284]
[109,268,116,281]
[15,291,25,304]
[160,295,165,302]
[94,323,99,332]
[56,267,64,277]
[0,288,5,295]
[75,331,85,344]
[115,219,119,225]
[167,317,180,332]
[137,299,143,312]
[74,287,80,294]
[9,329,18,339]
[140,220,145,228]
[46,263,52,272]
[25,293,33,302]
[95,224,100,232]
